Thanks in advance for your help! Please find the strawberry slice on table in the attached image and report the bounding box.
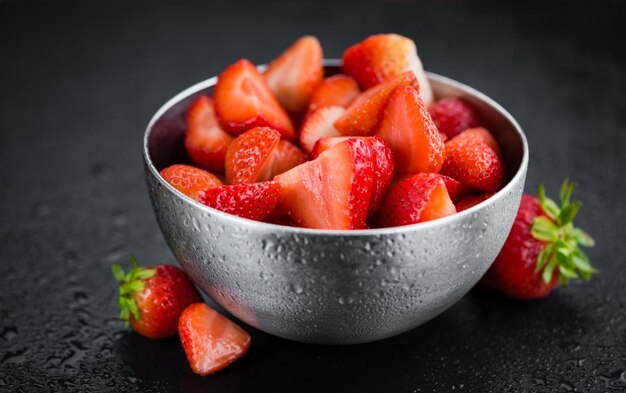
[375,85,444,173]
[375,173,456,227]
[333,71,418,136]
[179,303,251,376]
[455,193,493,211]
[275,138,374,230]
[342,33,433,104]
[199,181,280,221]
[481,181,596,299]
[225,127,281,184]
[264,36,323,113]
[185,96,234,172]
[309,136,394,216]
[441,137,504,193]
[214,59,294,140]
[112,257,201,339]
[307,74,360,114]
[160,164,223,201]
[450,127,502,157]
[429,97,481,139]
[299,106,344,153]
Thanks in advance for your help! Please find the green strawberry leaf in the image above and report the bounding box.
[533,181,596,285]
[112,256,156,325]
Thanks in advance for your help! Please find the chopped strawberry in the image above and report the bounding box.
[429,97,480,139]
[375,85,444,173]
[441,175,467,203]
[342,34,433,104]
[307,74,360,114]
[309,136,394,215]
[160,164,223,201]
[299,106,344,153]
[275,138,374,229]
[178,303,251,376]
[455,193,493,211]
[225,127,281,184]
[334,71,418,136]
[264,36,323,113]
[269,139,307,177]
[184,96,234,172]
[199,181,280,221]
[112,258,201,339]
[441,138,504,193]
[450,127,502,157]
[214,59,294,139]
[375,173,456,227]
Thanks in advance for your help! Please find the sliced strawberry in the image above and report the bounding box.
[199,181,280,221]
[333,71,418,136]
[214,59,294,139]
[178,303,251,376]
[429,97,480,139]
[441,138,505,193]
[299,106,344,153]
[269,139,307,177]
[275,138,374,229]
[307,74,360,114]
[450,127,502,157]
[455,193,494,212]
[441,175,467,203]
[160,164,223,201]
[342,34,433,104]
[310,136,394,216]
[184,96,234,172]
[375,173,456,228]
[225,127,281,184]
[264,36,323,113]
[375,85,444,173]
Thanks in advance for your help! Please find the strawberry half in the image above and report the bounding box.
[481,181,596,299]
[450,127,502,157]
[376,85,444,173]
[429,97,480,139]
[214,59,294,139]
[270,139,307,178]
[309,136,395,216]
[307,74,360,114]
[225,127,281,185]
[299,106,344,153]
[441,175,467,203]
[375,173,456,228]
[441,138,504,193]
[179,303,251,376]
[264,36,323,113]
[275,138,374,229]
[333,71,418,136]
[199,181,280,221]
[455,193,493,212]
[112,257,201,339]
[160,164,223,201]
[184,96,234,172]
[342,33,433,104]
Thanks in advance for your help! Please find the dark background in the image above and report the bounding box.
[1,0,625,391]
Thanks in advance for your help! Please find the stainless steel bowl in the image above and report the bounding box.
[143,60,528,344]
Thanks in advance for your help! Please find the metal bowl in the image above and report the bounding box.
[143,60,528,344]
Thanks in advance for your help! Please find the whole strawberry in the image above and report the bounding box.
[112,257,201,339]
[481,181,596,299]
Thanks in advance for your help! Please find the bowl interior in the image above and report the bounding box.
[146,64,525,195]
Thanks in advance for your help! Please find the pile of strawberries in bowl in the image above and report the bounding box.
[160,33,505,230]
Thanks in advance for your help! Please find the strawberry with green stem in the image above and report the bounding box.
[481,180,596,299]
[112,256,201,339]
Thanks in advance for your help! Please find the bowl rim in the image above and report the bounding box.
[143,59,529,236]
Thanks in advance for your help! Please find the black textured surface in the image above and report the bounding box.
[1,1,625,392]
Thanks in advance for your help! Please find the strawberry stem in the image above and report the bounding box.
[532,180,597,285]
[112,256,156,327]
